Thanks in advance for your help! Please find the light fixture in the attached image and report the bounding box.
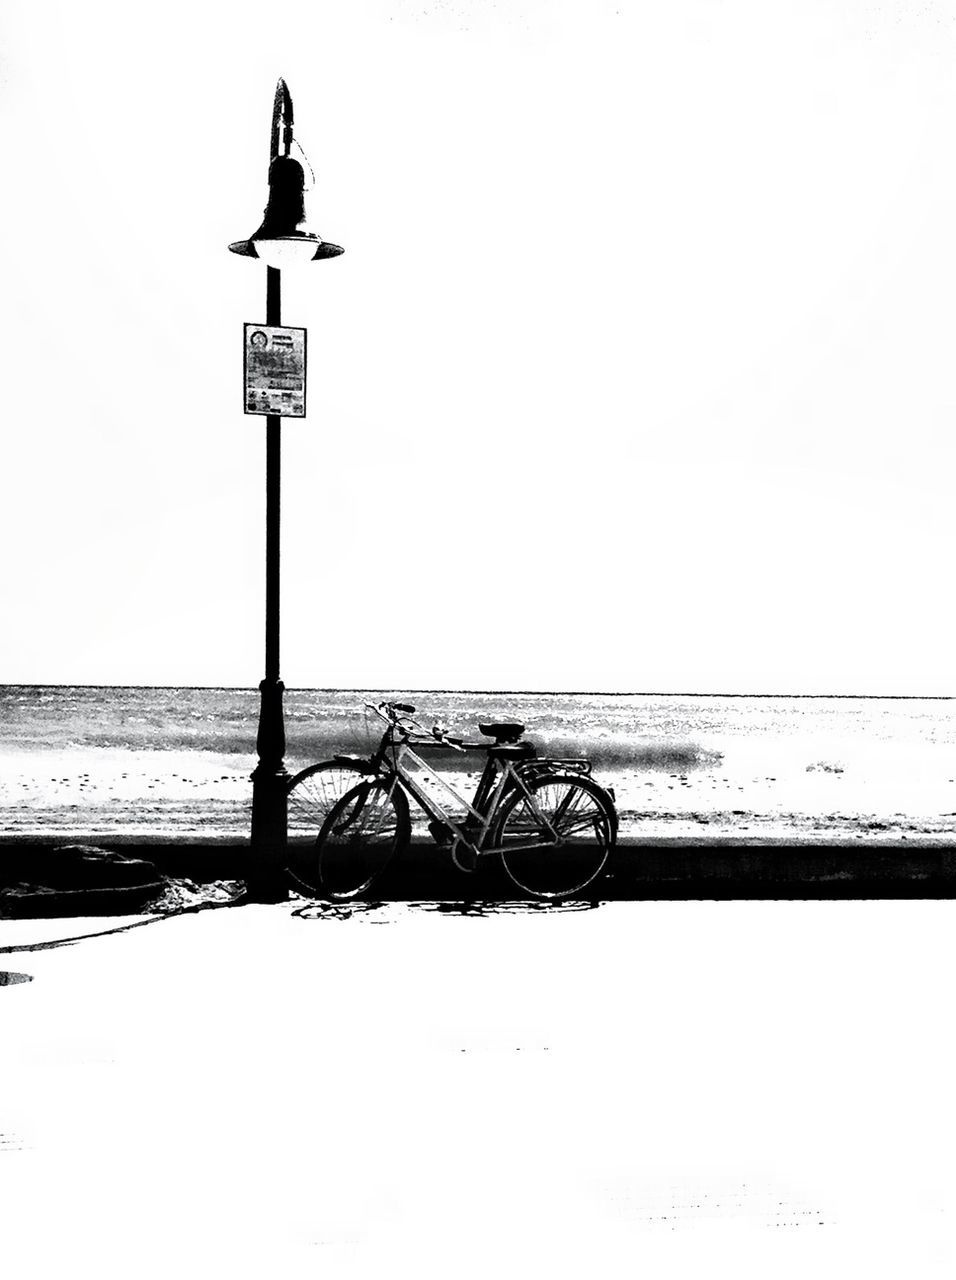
[229,88,343,268]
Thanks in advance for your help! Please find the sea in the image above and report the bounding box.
[1,685,955,843]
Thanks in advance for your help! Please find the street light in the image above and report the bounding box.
[230,79,343,902]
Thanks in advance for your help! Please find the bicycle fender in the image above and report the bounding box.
[332,754,374,771]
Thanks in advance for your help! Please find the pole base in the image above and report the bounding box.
[248,677,290,903]
[248,764,291,902]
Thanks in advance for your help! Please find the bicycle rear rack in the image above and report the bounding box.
[520,757,593,778]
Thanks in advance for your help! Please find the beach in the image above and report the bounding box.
[2,686,955,847]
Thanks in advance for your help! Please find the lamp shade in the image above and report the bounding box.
[229,155,343,265]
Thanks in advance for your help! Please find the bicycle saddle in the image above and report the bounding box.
[478,722,525,745]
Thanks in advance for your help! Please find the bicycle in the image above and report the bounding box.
[285,701,618,901]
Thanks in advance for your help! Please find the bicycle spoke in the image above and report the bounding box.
[551,784,586,826]
[288,766,365,841]
[550,786,605,836]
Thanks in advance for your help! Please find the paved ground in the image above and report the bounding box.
[1,899,955,1278]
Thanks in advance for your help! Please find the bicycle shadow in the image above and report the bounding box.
[289,897,602,921]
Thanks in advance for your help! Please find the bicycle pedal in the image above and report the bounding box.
[428,820,454,847]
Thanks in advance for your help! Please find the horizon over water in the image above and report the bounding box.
[1,685,954,845]
[4,681,953,698]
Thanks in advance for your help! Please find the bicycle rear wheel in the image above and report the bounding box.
[316,779,410,900]
[286,760,371,896]
[492,774,615,899]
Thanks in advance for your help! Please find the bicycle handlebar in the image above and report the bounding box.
[365,700,417,724]
[365,701,466,752]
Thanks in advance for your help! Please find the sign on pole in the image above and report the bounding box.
[244,324,307,417]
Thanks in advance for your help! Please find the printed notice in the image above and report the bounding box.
[244,324,307,417]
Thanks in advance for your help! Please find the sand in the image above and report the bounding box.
[2,742,955,844]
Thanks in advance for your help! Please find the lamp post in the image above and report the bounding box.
[229,79,343,902]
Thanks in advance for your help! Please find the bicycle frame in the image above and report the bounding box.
[389,740,547,859]
[362,709,566,861]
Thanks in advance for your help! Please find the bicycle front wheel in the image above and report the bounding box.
[286,760,372,896]
[316,779,410,900]
[492,774,616,899]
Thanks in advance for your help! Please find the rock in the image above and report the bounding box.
[26,845,161,891]
[0,845,166,918]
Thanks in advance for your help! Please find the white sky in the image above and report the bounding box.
[2,0,956,694]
